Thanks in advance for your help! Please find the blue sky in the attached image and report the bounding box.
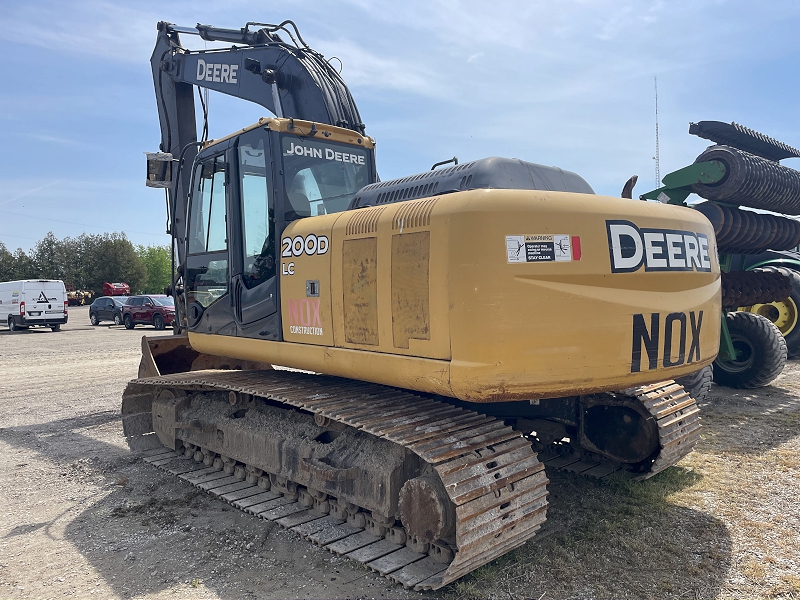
[1,0,799,251]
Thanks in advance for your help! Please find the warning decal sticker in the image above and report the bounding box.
[506,235,579,263]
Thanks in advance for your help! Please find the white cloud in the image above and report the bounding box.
[305,37,446,98]
[0,1,154,64]
[30,134,82,147]
[0,180,64,207]
[1,0,799,213]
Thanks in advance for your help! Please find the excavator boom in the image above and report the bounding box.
[151,20,366,269]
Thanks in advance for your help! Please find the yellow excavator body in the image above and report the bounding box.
[131,112,719,591]
[189,189,720,400]
[135,16,723,588]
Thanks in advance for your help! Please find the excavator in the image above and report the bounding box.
[123,20,720,590]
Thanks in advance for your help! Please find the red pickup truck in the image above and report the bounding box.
[121,295,175,330]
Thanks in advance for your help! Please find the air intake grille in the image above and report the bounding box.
[346,206,385,236]
[351,162,478,208]
[347,157,594,210]
[393,198,438,230]
[376,181,439,206]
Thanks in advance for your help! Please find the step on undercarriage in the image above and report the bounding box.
[122,370,700,590]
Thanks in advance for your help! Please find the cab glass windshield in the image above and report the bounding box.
[152,297,174,307]
[281,135,371,219]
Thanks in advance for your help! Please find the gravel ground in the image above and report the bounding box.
[0,306,798,599]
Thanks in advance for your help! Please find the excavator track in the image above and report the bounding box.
[123,372,699,589]
[123,369,549,590]
[537,380,702,479]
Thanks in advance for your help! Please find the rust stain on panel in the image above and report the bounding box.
[343,238,379,345]
[392,231,431,349]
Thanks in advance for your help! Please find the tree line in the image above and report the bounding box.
[0,232,172,295]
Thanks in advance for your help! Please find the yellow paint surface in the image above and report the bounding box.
[195,189,721,402]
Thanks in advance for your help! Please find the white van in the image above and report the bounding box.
[0,280,68,331]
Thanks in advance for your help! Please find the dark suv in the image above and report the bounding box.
[121,295,175,330]
[89,296,127,326]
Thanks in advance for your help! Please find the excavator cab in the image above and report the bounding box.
[180,118,376,339]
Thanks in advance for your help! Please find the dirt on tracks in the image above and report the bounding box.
[0,306,798,600]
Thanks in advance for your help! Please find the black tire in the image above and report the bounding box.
[714,311,787,388]
[153,314,164,330]
[124,314,135,330]
[8,316,17,332]
[675,365,713,402]
[90,312,99,326]
[114,313,122,326]
[746,266,800,359]
[51,324,61,332]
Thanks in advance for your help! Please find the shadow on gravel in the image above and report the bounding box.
[0,410,126,462]
[58,477,381,599]
[3,522,49,538]
[1,412,409,599]
[0,328,62,335]
[0,409,735,599]
[448,467,732,600]
[698,382,800,455]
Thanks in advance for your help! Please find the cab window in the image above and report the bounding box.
[187,153,229,310]
[189,155,227,253]
[239,134,274,289]
[281,136,371,220]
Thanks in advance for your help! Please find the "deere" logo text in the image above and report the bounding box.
[607,220,711,273]
[195,59,239,84]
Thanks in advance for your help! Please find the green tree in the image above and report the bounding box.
[136,244,172,294]
[1,232,150,292]
[10,248,35,280]
[84,233,147,293]
[59,235,89,290]
[31,232,64,280]
[0,242,14,281]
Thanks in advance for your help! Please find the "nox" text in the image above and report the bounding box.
[631,311,703,372]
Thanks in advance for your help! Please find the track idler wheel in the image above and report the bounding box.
[578,394,659,465]
[398,475,455,550]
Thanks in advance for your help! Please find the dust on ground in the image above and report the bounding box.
[0,306,798,599]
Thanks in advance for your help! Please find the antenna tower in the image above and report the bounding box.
[654,76,661,188]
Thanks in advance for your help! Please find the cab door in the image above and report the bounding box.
[185,144,234,334]
[230,129,280,339]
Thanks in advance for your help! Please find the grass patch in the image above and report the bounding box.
[442,379,800,600]
[605,465,704,505]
